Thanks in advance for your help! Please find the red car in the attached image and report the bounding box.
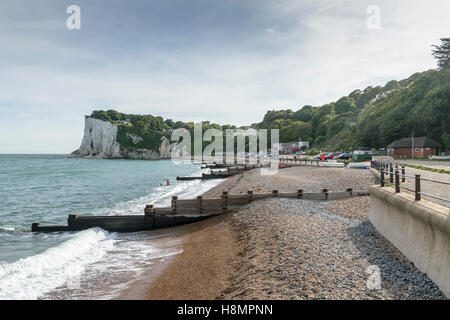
[325,153,339,160]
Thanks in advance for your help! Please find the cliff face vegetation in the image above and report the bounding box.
[256,68,450,151]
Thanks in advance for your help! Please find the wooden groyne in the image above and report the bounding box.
[279,158,321,167]
[177,164,262,181]
[31,188,369,233]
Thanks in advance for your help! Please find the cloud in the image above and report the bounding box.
[17,112,30,118]
[0,0,449,153]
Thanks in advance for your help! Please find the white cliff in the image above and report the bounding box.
[71,117,170,159]
[77,117,121,158]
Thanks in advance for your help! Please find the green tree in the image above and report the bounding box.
[294,105,315,122]
[442,133,450,151]
[334,97,356,114]
[432,38,450,69]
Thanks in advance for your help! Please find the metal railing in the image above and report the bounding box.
[371,160,450,206]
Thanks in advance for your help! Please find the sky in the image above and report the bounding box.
[0,0,449,153]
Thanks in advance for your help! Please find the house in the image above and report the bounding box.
[279,139,310,154]
[299,140,310,149]
[387,136,443,159]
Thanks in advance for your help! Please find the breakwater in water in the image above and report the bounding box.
[0,154,222,299]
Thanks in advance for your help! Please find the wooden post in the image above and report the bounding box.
[197,196,203,214]
[272,190,279,197]
[381,169,385,187]
[415,175,421,201]
[401,165,405,182]
[322,188,329,200]
[222,191,228,211]
[297,189,303,198]
[144,204,154,214]
[247,190,253,201]
[69,214,78,219]
[346,188,353,196]
[172,196,178,215]
[395,169,400,193]
[145,204,155,225]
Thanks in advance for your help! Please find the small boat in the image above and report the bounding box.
[348,160,371,169]
[319,160,345,168]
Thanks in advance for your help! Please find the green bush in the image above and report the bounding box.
[306,148,320,156]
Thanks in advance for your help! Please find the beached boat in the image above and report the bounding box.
[348,160,371,169]
[318,160,345,168]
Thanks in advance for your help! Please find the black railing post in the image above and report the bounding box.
[381,169,385,187]
[395,169,400,193]
[401,165,405,183]
[389,163,393,183]
[415,175,421,201]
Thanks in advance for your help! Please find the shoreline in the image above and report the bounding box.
[140,166,445,300]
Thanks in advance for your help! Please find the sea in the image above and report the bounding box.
[0,154,222,299]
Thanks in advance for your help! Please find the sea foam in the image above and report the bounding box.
[0,228,115,300]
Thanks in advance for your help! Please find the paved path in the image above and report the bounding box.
[396,166,450,207]
[400,160,450,171]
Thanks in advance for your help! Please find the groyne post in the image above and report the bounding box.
[197,196,203,214]
[272,190,279,197]
[145,204,155,225]
[322,188,329,200]
[247,190,254,201]
[297,189,303,198]
[172,196,178,215]
[222,191,228,211]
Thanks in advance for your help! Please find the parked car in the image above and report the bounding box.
[337,153,352,160]
[325,153,339,160]
[295,151,306,155]
[313,153,325,160]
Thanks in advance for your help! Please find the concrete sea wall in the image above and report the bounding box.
[369,185,450,297]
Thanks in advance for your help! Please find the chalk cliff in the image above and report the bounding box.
[71,117,171,159]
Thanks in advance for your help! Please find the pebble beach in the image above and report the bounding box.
[146,166,446,300]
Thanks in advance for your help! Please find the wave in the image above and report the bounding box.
[0,169,222,300]
[0,226,15,232]
[0,228,115,300]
